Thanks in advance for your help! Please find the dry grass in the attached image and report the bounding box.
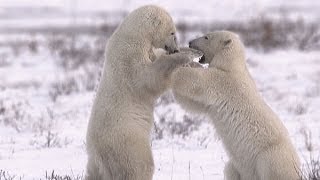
[0,170,20,180]
[44,170,83,180]
[0,170,84,180]
[300,156,320,180]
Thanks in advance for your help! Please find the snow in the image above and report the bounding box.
[0,1,320,179]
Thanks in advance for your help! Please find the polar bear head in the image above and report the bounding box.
[189,31,246,71]
[117,5,179,54]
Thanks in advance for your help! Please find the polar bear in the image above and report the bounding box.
[85,5,193,180]
[172,31,300,180]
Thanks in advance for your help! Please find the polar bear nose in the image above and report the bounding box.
[173,49,179,53]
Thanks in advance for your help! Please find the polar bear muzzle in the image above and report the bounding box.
[164,34,179,54]
[165,45,179,54]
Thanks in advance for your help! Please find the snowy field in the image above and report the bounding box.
[0,0,320,179]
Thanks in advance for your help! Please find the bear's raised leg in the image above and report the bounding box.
[172,67,215,106]
[136,52,193,96]
[174,91,207,114]
[224,161,241,180]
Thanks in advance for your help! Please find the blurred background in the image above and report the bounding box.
[0,0,319,179]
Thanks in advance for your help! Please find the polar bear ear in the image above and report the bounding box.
[223,39,232,47]
[151,16,162,27]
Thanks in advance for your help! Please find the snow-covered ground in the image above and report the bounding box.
[0,1,320,179]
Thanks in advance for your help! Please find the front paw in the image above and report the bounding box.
[179,47,203,59]
[169,53,194,66]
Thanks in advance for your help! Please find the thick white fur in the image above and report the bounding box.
[85,5,192,180]
[172,31,300,180]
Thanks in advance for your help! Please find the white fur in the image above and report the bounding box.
[85,5,192,180]
[172,31,300,180]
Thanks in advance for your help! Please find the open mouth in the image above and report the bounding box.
[198,55,206,64]
[188,45,205,64]
[189,43,206,64]
[164,45,169,52]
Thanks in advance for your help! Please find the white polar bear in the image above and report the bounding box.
[85,5,193,180]
[172,31,300,180]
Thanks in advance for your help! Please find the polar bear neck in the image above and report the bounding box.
[116,14,155,45]
[210,45,246,72]
[107,32,154,64]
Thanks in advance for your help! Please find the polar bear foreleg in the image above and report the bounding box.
[172,67,213,104]
[137,53,193,95]
[85,156,102,180]
[173,91,207,114]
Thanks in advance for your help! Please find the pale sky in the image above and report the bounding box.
[0,0,318,22]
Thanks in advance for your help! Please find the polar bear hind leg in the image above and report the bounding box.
[85,156,102,180]
[100,127,154,180]
[224,161,241,180]
[256,144,300,180]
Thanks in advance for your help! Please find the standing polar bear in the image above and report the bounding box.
[86,5,193,180]
[172,31,300,180]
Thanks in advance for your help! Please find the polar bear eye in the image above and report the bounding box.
[204,36,209,40]
[171,32,175,35]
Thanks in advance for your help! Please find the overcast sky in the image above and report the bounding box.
[0,0,318,22]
